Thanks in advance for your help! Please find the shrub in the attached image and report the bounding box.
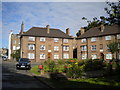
[66,63,82,79]
[83,59,105,71]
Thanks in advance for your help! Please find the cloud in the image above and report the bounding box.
[2,2,108,47]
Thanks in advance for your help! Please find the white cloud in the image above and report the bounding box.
[2,2,108,47]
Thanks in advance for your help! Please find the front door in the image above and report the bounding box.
[48,52,52,60]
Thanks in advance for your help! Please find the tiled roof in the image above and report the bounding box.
[21,27,73,39]
[77,25,120,39]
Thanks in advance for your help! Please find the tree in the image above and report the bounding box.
[107,41,119,60]
[104,0,120,25]
[76,0,120,37]
[11,49,20,61]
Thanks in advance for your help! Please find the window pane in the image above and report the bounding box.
[63,39,68,43]
[29,37,35,41]
[40,37,45,41]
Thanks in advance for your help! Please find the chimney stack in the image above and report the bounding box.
[20,21,24,34]
[46,25,50,34]
[66,28,70,35]
[80,27,85,35]
[100,24,105,32]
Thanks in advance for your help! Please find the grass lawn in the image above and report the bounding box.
[50,75,120,88]
[30,65,40,75]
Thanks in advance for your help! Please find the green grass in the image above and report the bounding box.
[30,65,40,75]
[51,75,120,88]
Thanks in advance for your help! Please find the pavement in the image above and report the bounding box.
[2,60,52,89]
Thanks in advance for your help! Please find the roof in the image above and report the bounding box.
[21,27,73,39]
[77,25,120,39]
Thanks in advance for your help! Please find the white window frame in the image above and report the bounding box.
[117,34,120,39]
[29,37,35,41]
[54,46,59,51]
[81,45,87,51]
[40,54,45,59]
[40,45,45,50]
[91,54,97,59]
[63,53,69,59]
[40,37,46,42]
[91,37,96,42]
[63,46,69,51]
[54,54,59,59]
[54,38,59,42]
[91,45,97,51]
[105,36,111,40]
[106,54,112,60]
[63,39,68,43]
[13,46,16,50]
[28,44,35,50]
[28,53,35,59]
[81,38,86,43]
[82,54,87,59]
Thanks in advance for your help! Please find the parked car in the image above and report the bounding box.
[2,56,8,61]
[16,58,31,70]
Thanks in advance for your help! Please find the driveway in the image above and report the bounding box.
[2,61,51,89]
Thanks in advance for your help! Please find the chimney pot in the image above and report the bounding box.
[66,28,70,35]
[100,24,105,32]
[46,25,50,34]
[80,27,85,35]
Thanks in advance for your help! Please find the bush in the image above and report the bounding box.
[83,59,105,71]
[66,63,82,79]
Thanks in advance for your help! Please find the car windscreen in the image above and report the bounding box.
[19,58,29,62]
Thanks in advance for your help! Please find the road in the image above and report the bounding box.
[2,61,51,89]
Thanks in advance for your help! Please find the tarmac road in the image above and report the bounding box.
[2,61,50,89]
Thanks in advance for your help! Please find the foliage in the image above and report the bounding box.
[66,62,82,79]
[107,41,119,54]
[104,0,120,25]
[76,0,120,37]
[83,59,105,71]
[11,49,20,61]
[44,60,56,72]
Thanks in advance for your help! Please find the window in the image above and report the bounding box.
[91,37,96,42]
[81,39,86,43]
[105,36,111,40]
[16,46,20,50]
[118,43,120,49]
[54,54,59,59]
[28,53,35,59]
[13,40,16,44]
[54,38,59,42]
[91,45,96,51]
[40,45,45,50]
[63,53,69,59]
[54,46,59,51]
[28,44,35,50]
[29,37,35,41]
[82,54,87,59]
[40,54,45,59]
[106,54,112,59]
[117,34,120,39]
[63,39,68,43]
[81,45,87,51]
[40,37,45,42]
[13,46,16,50]
[63,46,69,51]
[91,54,97,59]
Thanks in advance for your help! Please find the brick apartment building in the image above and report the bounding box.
[20,25,74,62]
[76,25,120,61]
[8,22,24,60]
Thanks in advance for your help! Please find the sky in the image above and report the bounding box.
[1,1,111,48]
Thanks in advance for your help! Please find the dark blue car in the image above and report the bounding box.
[16,58,31,70]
